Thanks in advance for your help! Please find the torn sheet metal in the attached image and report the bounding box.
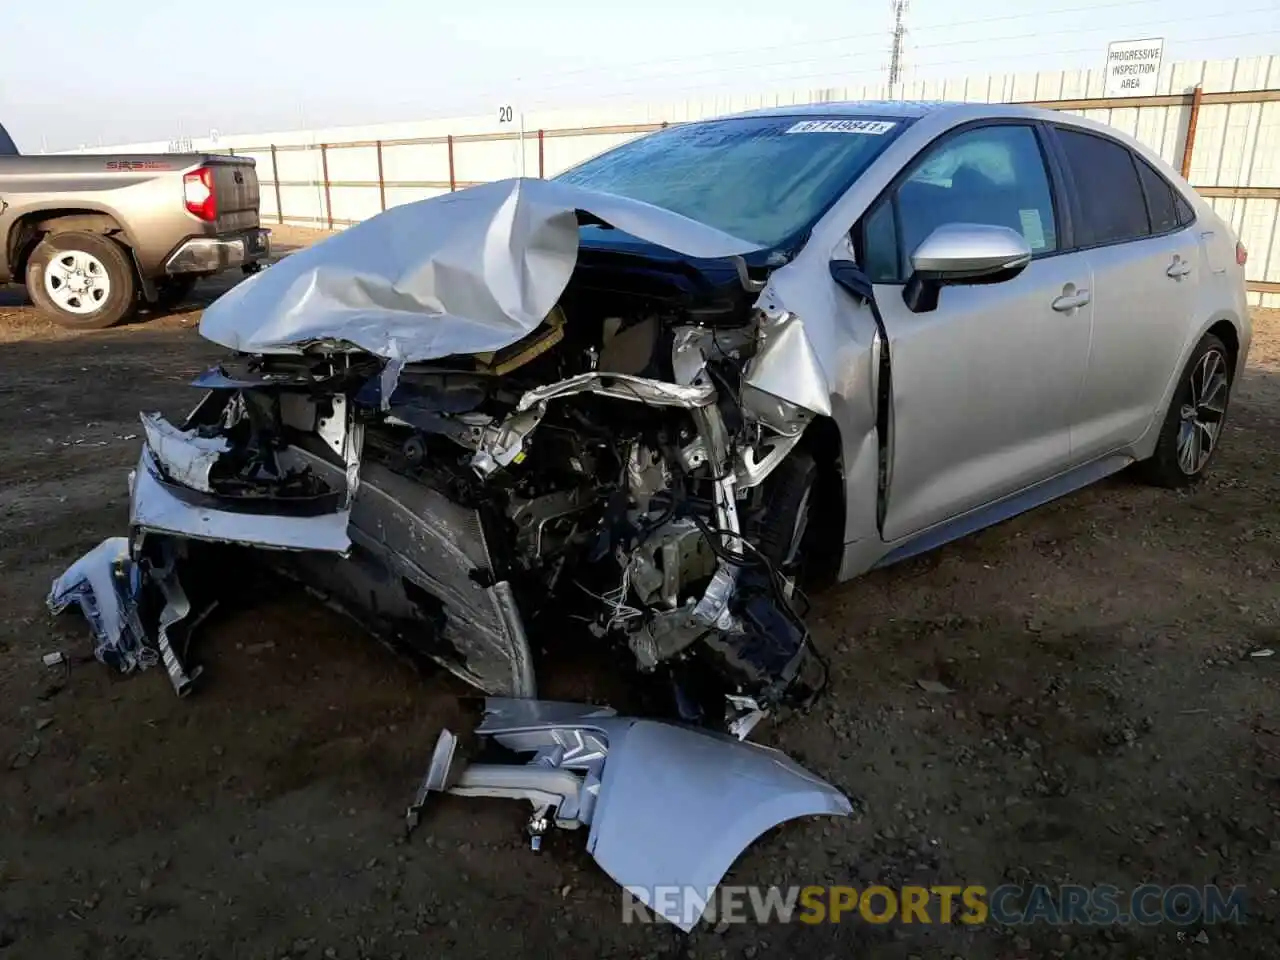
[199,177,761,363]
[411,698,852,932]
[741,308,833,418]
[147,547,203,696]
[473,371,718,476]
[140,412,230,493]
[514,371,716,412]
[130,450,353,553]
[47,537,156,673]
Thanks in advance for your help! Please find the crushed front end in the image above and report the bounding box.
[125,297,824,729]
[55,177,835,733]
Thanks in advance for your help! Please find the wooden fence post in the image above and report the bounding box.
[320,143,333,230]
[376,140,387,211]
[1180,84,1203,180]
[270,144,283,225]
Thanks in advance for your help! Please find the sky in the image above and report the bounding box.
[2,0,1278,152]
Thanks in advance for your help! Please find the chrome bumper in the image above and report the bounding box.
[164,228,270,275]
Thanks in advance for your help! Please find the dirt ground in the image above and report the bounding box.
[0,226,1277,959]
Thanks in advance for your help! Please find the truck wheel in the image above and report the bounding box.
[26,232,138,330]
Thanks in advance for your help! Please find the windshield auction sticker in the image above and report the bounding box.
[785,119,898,135]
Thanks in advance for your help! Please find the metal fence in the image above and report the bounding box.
[217,86,1280,303]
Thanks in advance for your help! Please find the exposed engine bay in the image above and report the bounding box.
[49,177,852,736]
[136,275,825,731]
[44,176,865,927]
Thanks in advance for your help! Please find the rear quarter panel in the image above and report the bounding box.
[1125,202,1251,461]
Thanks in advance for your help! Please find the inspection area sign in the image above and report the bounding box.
[1104,38,1164,97]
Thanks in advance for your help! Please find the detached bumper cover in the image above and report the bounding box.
[411,698,853,932]
[165,228,270,274]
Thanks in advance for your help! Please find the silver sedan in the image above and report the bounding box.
[47,101,1254,926]
[57,100,1251,726]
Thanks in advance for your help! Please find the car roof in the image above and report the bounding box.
[720,99,1058,123]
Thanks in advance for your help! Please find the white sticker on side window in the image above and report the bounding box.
[1019,208,1047,250]
[785,119,898,135]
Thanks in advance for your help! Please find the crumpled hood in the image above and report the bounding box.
[200,178,761,362]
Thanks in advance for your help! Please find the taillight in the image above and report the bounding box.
[183,167,216,221]
[1235,241,1248,266]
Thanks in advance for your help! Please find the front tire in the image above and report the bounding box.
[755,448,819,572]
[1138,332,1233,488]
[26,232,138,330]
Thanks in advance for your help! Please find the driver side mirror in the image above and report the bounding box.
[903,223,1032,313]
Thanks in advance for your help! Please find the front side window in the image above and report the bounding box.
[860,123,1058,283]
[556,116,905,248]
[1056,127,1151,246]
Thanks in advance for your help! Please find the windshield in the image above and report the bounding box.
[555,115,905,248]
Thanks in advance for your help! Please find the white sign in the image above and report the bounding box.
[785,119,898,135]
[1104,38,1164,97]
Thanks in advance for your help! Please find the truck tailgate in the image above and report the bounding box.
[206,156,260,233]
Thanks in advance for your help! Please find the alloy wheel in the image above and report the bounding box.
[1176,348,1229,475]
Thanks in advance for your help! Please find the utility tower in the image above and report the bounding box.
[888,0,909,90]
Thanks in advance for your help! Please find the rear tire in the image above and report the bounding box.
[1137,332,1233,488]
[26,232,138,330]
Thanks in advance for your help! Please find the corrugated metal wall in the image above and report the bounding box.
[78,55,1280,305]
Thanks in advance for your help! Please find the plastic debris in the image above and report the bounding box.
[916,679,954,694]
[47,537,157,674]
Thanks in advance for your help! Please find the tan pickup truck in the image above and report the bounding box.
[0,121,269,329]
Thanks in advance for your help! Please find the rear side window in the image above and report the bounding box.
[1175,191,1195,226]
[1056,128,1150,246]
[1135,156,1180,234]
[0,123,17,156]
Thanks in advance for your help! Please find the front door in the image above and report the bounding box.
[859,122,1094,542]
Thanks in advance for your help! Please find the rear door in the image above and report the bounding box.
[861,121,1093,542]
[1048,126,1199,460]
[205,156,260,233]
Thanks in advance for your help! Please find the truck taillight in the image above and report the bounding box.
[183,167,216,221]
[1236,241,1248,266]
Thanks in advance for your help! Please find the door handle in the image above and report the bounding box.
[1166,259,1192,279]
[1052,289,1091,312]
